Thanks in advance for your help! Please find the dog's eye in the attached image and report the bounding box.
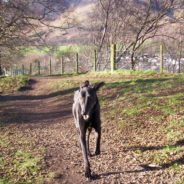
[88,95,92,100]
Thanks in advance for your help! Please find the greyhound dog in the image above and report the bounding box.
[72,80,105,179]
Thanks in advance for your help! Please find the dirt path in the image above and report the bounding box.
[0,77,177,184]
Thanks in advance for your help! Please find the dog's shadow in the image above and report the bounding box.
[92,168,147,180]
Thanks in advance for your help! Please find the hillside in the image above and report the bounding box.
[41,0,177,45]
[39,0,95,45]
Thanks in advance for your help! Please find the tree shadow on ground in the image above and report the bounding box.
[107,78,171,88]
[103,78,171,101]
[92,168,153,181]
[0,85,79,124]
[0,106,72,125]
[92,140,184,181]
[18,79,37,91]
[126,139,184,169]
[127,139,184,152]
[0,87,78,102]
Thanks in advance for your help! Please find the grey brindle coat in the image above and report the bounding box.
[72,80,105,179]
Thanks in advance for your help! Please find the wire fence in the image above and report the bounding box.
[2,43,184,76]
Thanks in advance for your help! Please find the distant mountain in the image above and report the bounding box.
[39,0,95,45]
[42,0,174,45]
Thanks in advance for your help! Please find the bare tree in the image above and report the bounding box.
[0,0,77,74]
[90,0,178,70]
[161,17,184,72]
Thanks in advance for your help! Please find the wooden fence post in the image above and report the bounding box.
[11,68,13,76]
[94,50,97,72]
[38,61,40,75]
[111,44,116,73]
[160,44,164,73]
[76,53,79,74]
[29,63,32,75]
[177,49,182,73]
[61,56,64,74]
[15,66,18,75]
[22,64,24,75]
[49,58,52,75]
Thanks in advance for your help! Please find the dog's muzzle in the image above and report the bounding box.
[83,115,89,120]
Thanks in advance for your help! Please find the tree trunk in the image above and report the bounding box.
[130,52,136,70]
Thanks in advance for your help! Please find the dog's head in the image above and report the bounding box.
[78,80,105,120]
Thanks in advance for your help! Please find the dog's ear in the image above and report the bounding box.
[93,82,105,91]
[84,80,89,87]
[80,80,90,89]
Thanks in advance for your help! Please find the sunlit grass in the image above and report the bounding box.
[0,130,50,184]
[0,75,29,94]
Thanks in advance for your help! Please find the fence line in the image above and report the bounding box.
[2,43,184,76]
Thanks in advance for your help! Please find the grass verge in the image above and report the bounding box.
[0,75,30,94]
[0,128,52,184]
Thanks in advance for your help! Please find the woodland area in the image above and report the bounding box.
[0,0,184,73]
